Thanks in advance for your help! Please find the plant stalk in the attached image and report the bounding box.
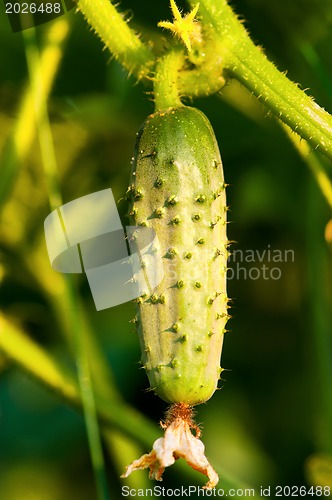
[23,26,110,500]
[0,314,159,445]
[0,17,70,213]
[154,50,184,110]
[306,181,332,453]
[76,0,154,80]
[187,0,332,161]
[77,0,332,160]
[283,125,332,210]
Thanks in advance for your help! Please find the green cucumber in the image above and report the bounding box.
[128,106,228,406]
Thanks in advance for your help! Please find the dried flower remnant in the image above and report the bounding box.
[121,403,219,489]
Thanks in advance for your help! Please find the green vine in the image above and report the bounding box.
[76,0,332,162]
[0,17,69,212]
[190,0,332,159]
[23,25,110,500]
[76,0,154,80]
[153,50,184,110]
[1,0,331,495]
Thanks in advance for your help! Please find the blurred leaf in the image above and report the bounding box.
[243,0,332,43]
[306,453,332,487]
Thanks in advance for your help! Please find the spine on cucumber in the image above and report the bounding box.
[128,106,229,406]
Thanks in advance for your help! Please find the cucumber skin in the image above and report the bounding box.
[129,106,228,406]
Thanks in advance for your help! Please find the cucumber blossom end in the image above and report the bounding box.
[121,402,219,489]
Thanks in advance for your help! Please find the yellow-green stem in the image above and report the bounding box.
[154,50,184,110]
[0,17,70,213]
[77,0,154,80]
[78,0,332,160]
[306,182,332,453]
[187,0,332,161]
[283,125,332,211]
[0,314,159,445]
[23,27,109,500]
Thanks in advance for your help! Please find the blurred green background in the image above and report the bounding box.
[1,1,332,498]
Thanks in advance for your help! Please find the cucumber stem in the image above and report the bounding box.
[154,50,184,111]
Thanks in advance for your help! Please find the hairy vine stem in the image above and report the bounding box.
[188,0,332,160]
[77,0,154,80]
[153,50,184,110]
[77,0,332,161]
